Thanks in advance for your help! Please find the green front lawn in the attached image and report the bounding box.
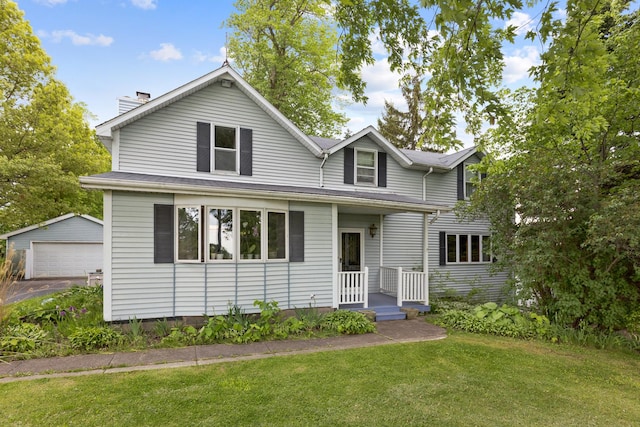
[2,332,639,426]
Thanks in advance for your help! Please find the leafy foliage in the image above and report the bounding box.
[0,323,49,355]
[226,0,347,137]
[435,302,553,340]
[464,4,640,330]
[321,310,376,335]
[0,1,110,235]
[68,327,124,351]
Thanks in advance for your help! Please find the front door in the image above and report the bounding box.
[340,230,363,272]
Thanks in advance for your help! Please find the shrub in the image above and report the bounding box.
[625,309,640,335]
[321,310,376,335]
[435,302,552,340]
[68,326,124,351]
[0,323,49,355]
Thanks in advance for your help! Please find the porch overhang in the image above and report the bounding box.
[81,171,450,215]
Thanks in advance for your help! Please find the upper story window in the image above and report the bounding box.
[465,162,481,199]
[356,149,376,185]
[197,122,253,176]
[214,126,238,172]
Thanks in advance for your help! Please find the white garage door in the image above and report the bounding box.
[33,242,103,278]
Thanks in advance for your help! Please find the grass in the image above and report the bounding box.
[1,332,639,426]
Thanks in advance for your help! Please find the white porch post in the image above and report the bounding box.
[363,267,369,308]
[397,266,403,307]
[331,204,339,308]
[103,190,113,321]
[423,213,429,305]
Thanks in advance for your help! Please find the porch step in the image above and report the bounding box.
[372,305,406,322]
[402,303,431,314]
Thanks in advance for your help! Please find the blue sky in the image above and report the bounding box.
[18,0,545,144]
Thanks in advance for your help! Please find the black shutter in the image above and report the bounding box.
[378,152,387,187]
[197,122,211,172]
[240,128,253,176]
[439,231,446,266]
[457,164,464,200]
[289,211,304,262]
[154,204,174,263]
[344,147,354,184]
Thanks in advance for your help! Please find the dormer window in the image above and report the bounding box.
[356,149,376,184]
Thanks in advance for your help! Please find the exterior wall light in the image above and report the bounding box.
[369,223,378,238]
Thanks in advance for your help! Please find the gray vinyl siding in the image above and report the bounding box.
[111,191,175,320]
[322,137,424,198]
[8,217,102,250]
[118,84,321,187]
[289,202,333,308]
[382,213,424,271]
[338,213,380,293]
[109,192,334,320]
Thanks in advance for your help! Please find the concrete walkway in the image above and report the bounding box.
[0,319,446,383]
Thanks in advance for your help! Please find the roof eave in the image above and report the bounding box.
[80,176,449,214]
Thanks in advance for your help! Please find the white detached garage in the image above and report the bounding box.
[0,214,103,279]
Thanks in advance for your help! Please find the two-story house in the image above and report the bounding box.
[81,65,507,322]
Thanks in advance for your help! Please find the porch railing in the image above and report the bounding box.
[379,266,428,306]
[338,267,369,308]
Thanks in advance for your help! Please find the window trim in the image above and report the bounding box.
[175,205,202,263]
[211,124,240,174]
[174,206,290,264]
[354,148,378,186]
[445,233,492,264]
[464,162,482,200]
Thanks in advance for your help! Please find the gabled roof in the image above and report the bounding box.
[95,65,324,158]
[401,145,482,170]
[326,126,413,167]
[0,214,103,240]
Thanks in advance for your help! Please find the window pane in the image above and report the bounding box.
[208,208,233,260]
[240,210,261,259]
[215,126,236,149]
[447,235,457,263]
[357,168,375,183]
[465,164,476,181]
[214,149,236,171]
[471,235,480,262]
[268,212,286,259]
[178,207,199,261]
[465,182,475,198]
[357,151,375,167]
[482,236,491,262]
[459,235,469,262]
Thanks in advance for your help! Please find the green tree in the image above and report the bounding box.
[226,0,347,138]
[466,2,640,329]
[0,1,110,235]
[377,75,447,152]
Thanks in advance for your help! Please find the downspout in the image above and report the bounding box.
[319,152,329,187]
[429,209,442,225]
[422,167,434,201]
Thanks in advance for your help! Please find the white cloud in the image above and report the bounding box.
[193,47,229,65]
[41,30,113,46]
[131,0,157,10]
[503,46,540,84]
[34,0,68,5]
[149,43,183,61]
[506,11,533,36]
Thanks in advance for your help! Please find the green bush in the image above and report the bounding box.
[435,302,552,340]
[321,310,376,335]
[625,309,640,335]
[68,326,124,351]
[0,323,49,355]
